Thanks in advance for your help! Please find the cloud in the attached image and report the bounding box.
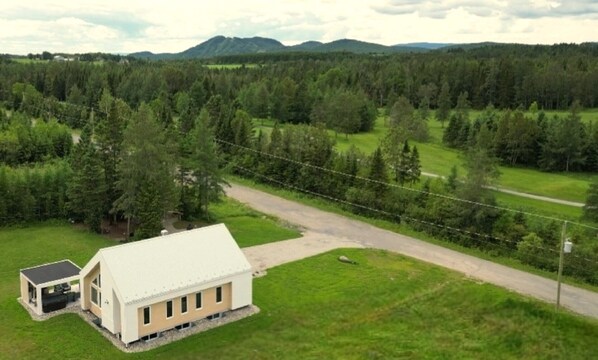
[372,0,598,19]
[372,0,501,19]
[507,0,598,19]
[0,0,595,54]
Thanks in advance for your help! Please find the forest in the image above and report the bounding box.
[1,43,598,284]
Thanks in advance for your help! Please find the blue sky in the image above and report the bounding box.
[1,0,596,55]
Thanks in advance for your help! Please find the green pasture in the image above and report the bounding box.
[204,64,259,69]
[173,197,300,247]
[1,223,597,359]
[255,111,597,203]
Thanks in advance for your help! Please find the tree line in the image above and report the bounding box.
[441,99,598,172]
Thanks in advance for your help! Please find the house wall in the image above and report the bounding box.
[19,274,42,315]
[137,283,232,338]
[20,274,29,306]
[82,264,101,317]
[231,271,252,309]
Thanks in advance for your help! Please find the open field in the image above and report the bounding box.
[173,197,300,247]
[204,63,259,69]
[256,112,598,203]
[9,58,49,64]
[1,225,598,360]
[493,190,583,221]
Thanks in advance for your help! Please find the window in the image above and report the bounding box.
[91,287,98,305]
[181,296,187,314]
[207,312,221,320]
[90,274,101,306]
[195,292,202,309]
[143,306,151,325]
[216,286,222,303]
[166,300,173,318]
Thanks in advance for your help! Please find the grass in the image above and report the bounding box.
[204,64,259,69]
[1,226,598,359]
[173,197,300,247]
[227,175,598,293]
[255,116,593,222]
[493,190,583,221]
[10,58,49,64]
[256,113,598,203]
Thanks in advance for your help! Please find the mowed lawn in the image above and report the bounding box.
[255,115,594,221]
[174,197,301,247]
[2,224,598,359]
[333,116,597,203]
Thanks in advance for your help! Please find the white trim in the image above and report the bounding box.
[91,286,99,305]
[195,291,203,310]
[216,286,223,304]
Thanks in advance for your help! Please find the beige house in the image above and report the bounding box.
[78,224,252,345]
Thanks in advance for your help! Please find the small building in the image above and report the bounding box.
[20,260,81,315]
[78,223,252,344]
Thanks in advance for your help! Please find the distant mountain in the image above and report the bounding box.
[396,42,454,50]
[129,35,430,60]
[314,39,391,53]
[441,42,501,50]
[179,36,285,58]
[129,36,285,60]
[288,41,323,51]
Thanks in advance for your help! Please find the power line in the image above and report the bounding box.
[6,98,598,233]
[3,101,598,269]
[216,138,598,231]
[226,159,598,269]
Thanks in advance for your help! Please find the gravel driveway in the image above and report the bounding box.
[226,183,598,320]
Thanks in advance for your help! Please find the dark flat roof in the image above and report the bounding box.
[21,260,80,285]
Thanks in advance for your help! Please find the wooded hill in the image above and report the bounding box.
[128,35,445,59]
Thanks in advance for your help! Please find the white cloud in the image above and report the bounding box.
[0,0,595,55]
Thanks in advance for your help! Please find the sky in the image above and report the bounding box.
[1,0,597,55]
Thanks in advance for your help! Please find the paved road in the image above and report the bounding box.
[226,183,598,320]
[421,171,584,207]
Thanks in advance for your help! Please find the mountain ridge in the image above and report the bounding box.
[128,35,520,60]
[129,35,435,60]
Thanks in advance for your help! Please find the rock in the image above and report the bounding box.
[338,255,357,265]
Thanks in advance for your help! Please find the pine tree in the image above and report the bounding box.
[397,140,411,185]
[95,91,128,221]
[67,124,106,233]
[113,103,177,240]
[367,147,389,198]
[436,80,451,128]
[583,180,598,223]
[446,165,459,192]
[408,145,421,185]
[190,109,227,218]
[381,123,407,182]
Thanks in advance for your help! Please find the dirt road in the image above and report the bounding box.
[226,183,598,319]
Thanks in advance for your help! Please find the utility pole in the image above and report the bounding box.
[556,220,572,311]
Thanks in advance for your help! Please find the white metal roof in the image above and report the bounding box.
[97,224,251,304]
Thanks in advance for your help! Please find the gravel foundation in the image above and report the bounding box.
[18,297,260,353]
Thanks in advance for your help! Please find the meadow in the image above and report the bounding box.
[204,63,259,69]
[173,197,300,247]
[254,110,598,223]
[1,224,598,359]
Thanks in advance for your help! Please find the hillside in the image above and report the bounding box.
[129,35,429,60]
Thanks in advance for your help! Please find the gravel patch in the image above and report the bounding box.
[18,297,259,352]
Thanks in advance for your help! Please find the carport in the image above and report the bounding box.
[20,260,81,315]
